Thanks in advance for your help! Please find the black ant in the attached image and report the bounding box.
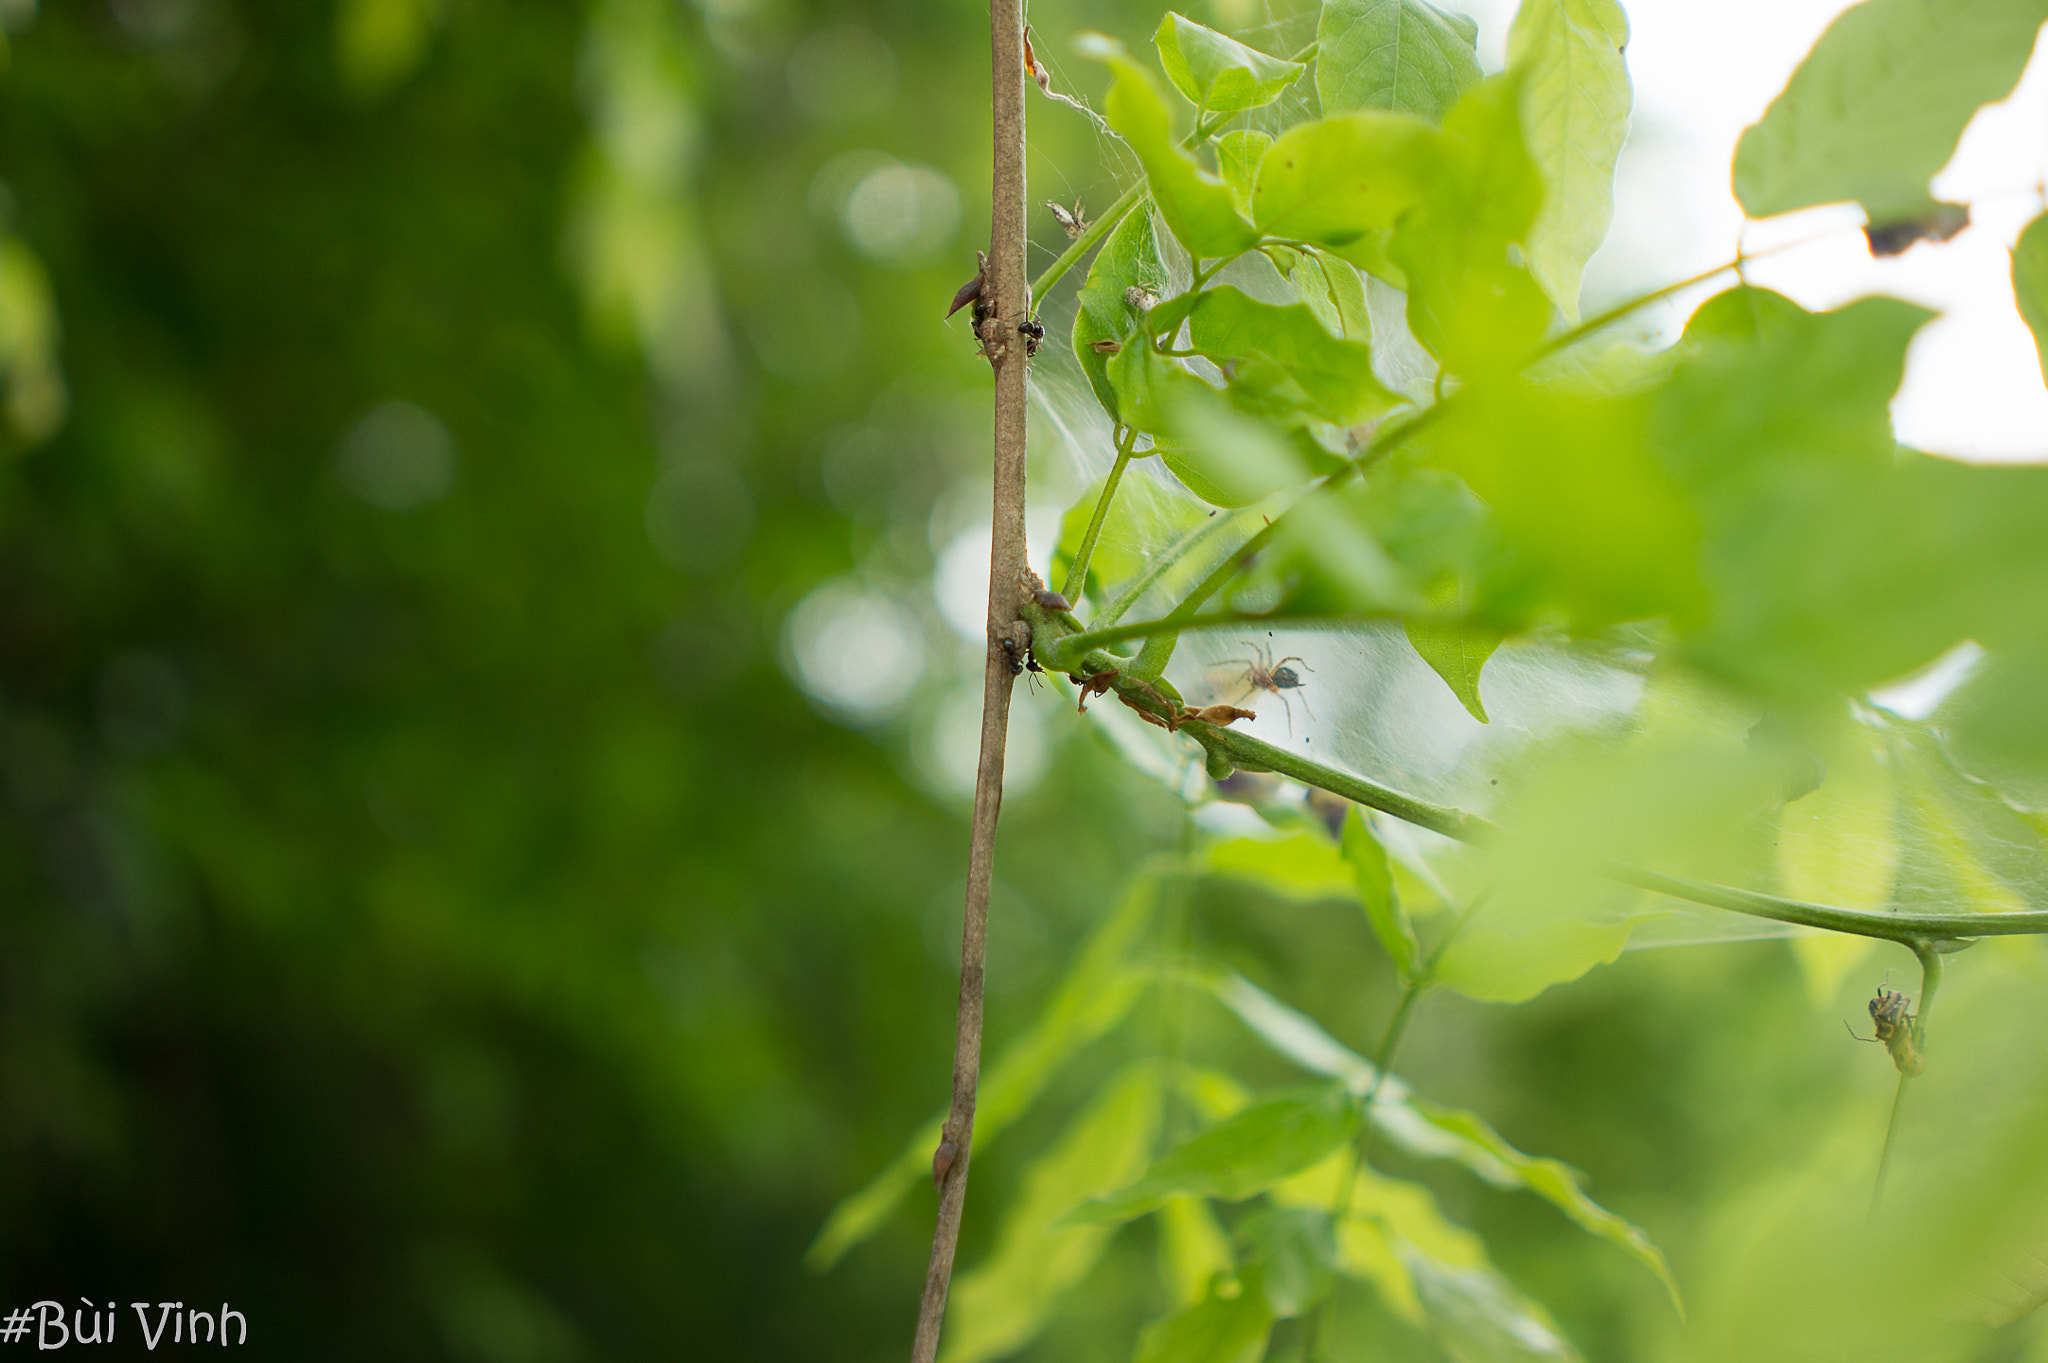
[1017,317,1044,357]
[998,636,1046,690]
[1215,635,1314,736]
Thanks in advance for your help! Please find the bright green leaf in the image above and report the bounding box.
[1733,0,2048,223]
[1132,1273,1275,1363]
[1390,76,1552,375]
[1071,208,1168,422]
[1405,615,1501,724]
[1317,0,1482,123]
[1079,34,1261,259]
[1154,13,1306,115]
[942,1064,1165,1363]
[1153,381,1317,507]
[1159,1195,1237,1306]
[1068,1084,1356,1224]
[1506,0,1631,321]
[1238,1206,1339,1317]
[1216,130,1271,216]
[1208,830,1355,900]
[2014,211,2048,386]
[1342,809,1421,977]
[1251,112,1442,248]
[1406,1249,1582,1360]
[1431,917,1639,1003]
[807,872,1160,1269]
[1777,719,1897,1003]
[1184,285,1402,425]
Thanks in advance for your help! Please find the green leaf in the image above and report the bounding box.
[1407,1101,1683,1315]
[1071,208,1168,422]
[1053,464,1211,609]
[1208,830,1355,901]
[1251,112,1442,249]
[1079,34,1260,259]
[1390,77,1552,376]
[1150,380,1317,508]
[1184,285,1402,425]
[1159,1195,1237,1306]
[1506,0,1631,321]
[1732,0,2048,223]
[1316,0,1482,123]
[1405,614,1501,724]
[1777,718,1896,1003]
[942,1064,1165,1363]
[807,872,1159,1269]
[2014,211,2048,386]
[1406,1250,1582,1360]
[1154,13,1307,115]
[1237,1206,1339,1317]
[1067,1084,1356,1224]
[1215,130,1271,216]
[1431,916,1638,1003]
[1132,1274,1274,1363]
[1341,809,1420,978]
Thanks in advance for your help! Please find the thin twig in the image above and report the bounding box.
[1871,942,1944,1215]
[1059,426,1138,604]
[908,0,1029,1355]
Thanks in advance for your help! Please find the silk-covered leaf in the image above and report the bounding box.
[1506,0,1631,321]
[1216,130,1271,216]
[1251,111,1442,249]
[1317,0,1482,123]
[2014,211,2048,386]
[1341,809,1421,977]
[1067,1084,1356,1224]
[1150,380,1319,507]
[1390,77,1552,376]
[1733,0,2048,223]
[1080,34,1260,259]
[1154,13,1306,114]
[1071,208,1168,421]
[807,873,1158,1268]
[1777,718,1896,1003]
[1183,285,1402,424]
[1052,463,1211,609]
[942,1064,1165,1363]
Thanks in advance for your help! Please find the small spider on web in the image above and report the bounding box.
[1211,634,1315,736]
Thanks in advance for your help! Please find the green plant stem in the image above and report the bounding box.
[1871,943,1946,1215]
[1060,427,1138,603]
[1053,607,1393,658]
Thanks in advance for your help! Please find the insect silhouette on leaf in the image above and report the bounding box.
[1846,978,1927,1077]
[1215,635,1314,736]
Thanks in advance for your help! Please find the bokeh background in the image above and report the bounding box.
[0,1,2035,1360]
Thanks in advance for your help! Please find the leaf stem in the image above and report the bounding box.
[1059,426,1138,603]
[1871,942,1945,1215]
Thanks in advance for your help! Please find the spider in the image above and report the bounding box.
[1214,636,1315,736]
[1844,977,1927,1077]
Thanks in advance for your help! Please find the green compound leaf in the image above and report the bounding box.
[1215,129,1270,216]
[1071,208,1167,422]
[1405,613,1500,724]
[1079,33,1260,259]
[806,872,1160,1269]
[1183,285,1402,425]
[942,1064,1165,1363]
[1506,0,1631,322]
[1407,1100,1683,1316]
[1390,76,1552,377]
[2014,211,2048,386]
[1251,111,1441,250]
[1733,0,2048,224]
[1154,13,1306,115]
[1341,809,1421,978]
[1316,0,1482,124]
[1066,1084,1356,1224]
[1132,1272,1275,1363]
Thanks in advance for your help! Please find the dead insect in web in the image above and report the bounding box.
[1046,200,1089,239]
[1088,339,1122,355]
[947,250,990,321]
[1017,317,1045,357]
[1070,670,1115,713]
[1123,285,1158,314]
[1215,634,1315,736]
[1846,980,1927,1077]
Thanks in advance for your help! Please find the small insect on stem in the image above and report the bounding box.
[1846,979,1927,1077]
[1213,634,1315,737]
[1017,317,1045,358]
